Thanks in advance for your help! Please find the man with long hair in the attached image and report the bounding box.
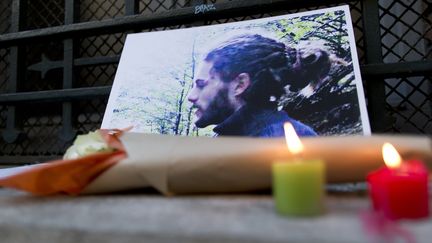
[187,34,331,137]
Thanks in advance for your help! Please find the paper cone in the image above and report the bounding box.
[0,151,125,195]
[83,133,432,195]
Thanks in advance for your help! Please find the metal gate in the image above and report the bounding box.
[0,0,431,165]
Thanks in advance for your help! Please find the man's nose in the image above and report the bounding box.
[187,88,198,103]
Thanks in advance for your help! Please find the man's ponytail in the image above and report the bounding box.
[283,45,332,92]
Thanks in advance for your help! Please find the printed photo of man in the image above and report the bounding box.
[103,7,370,137]
[187,34,335,137]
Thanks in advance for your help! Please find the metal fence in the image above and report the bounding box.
[0,0,431,165]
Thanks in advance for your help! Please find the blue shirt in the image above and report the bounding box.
[213,105,317,137]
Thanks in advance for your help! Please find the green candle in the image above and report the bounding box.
[272,122,325,216]
[272,159,325,216]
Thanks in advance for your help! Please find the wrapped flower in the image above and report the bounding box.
[0,130,430,196]
[63,131,114,160]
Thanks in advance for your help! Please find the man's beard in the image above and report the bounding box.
[195,88,235,128]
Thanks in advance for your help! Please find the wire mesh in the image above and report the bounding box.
[79,33,126,58]
[0,103,66,157]
[0,0,11,34]
[80,0,125,22]
[0,106,6,132]
[379,0,431,62]
[74,98,109,134]
[25,0,65,30]
[139,0,189,14]
[77,64,119,87]
[0,48,9,93]
[379,0,431,134]
[385,76,432,133]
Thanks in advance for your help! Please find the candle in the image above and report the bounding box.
[367,143,429,220]
[272,123,325,216]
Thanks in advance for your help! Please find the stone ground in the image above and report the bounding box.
[0,189,430,243]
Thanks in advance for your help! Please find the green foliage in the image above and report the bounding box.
[271,10,350,57]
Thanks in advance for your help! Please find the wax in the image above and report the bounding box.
[272,159,325,216]
[367,160,429,220]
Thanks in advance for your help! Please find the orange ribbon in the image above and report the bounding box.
[0,129,128,195]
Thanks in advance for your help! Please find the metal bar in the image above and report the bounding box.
[59,0,79,141]
[124,0,141,35]
[361,61,432,78]
[77,54,432,76]
[0,156,61,165]
[65,0,80,24]
[0,86,111,104]
[125,0,140,16]
[361,0,389,132]
[24,55,121,73]
[0,0,353,47]
[73,56,432,76]
[4,46,20,143]
[74,56,120,66]
[3,0,26,143]
[190,0,206,5]
[9,0,25,33]
[185,0,207,27]
[0,59,430,105]
[63,42,73,90]
[52,51,429,78]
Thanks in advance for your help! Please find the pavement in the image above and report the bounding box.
[0,189,431,243]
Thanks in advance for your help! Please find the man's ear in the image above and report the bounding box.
[234,73,251,96]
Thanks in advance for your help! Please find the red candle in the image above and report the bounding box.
[367,143,429,220]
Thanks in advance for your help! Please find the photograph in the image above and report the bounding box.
[102,5,370,137]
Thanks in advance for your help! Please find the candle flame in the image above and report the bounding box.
[284,122,304,155]
[382,143,402,169]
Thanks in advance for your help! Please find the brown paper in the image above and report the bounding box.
[83,133,432,195]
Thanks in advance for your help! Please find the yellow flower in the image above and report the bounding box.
[63,130,113,160]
